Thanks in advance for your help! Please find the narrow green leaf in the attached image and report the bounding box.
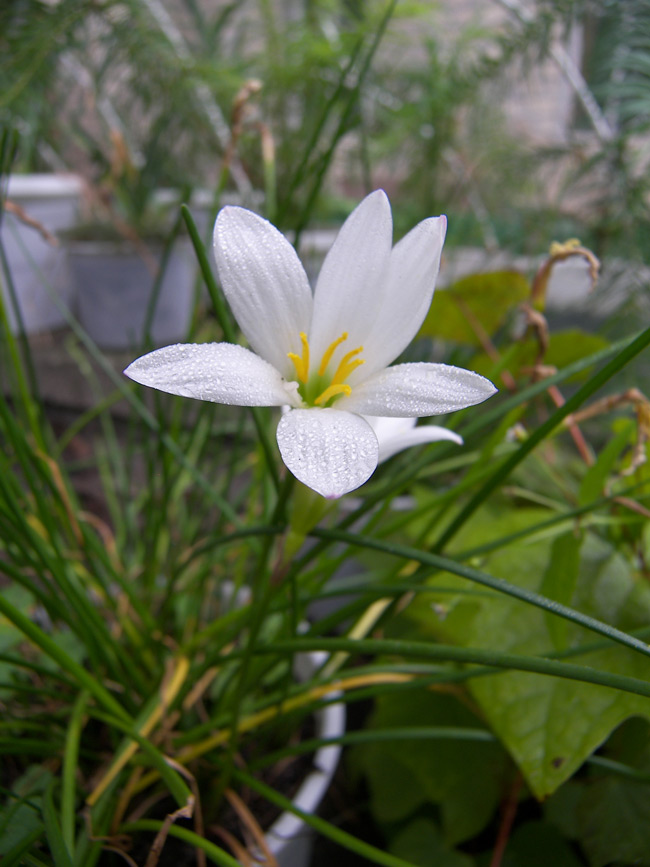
[0,591,131,723]
[119,820,242,866]
[434,323,650,552]
[86,709,192,809]
[579,421,635,506]
[230,766,418,867]
[42,782,73,867]
[0,827,45,867]
[310,527,650,663]
[61,691,89,856]
[540,531,584,651]
[263,636,650,702]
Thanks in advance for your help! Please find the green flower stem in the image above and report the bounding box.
[311,527,650,662]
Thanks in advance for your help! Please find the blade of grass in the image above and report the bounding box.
[118,821,241,866]
[230,766,417,867]
[1,827,45,867]
[252,725,496,770]
[0,591,131,723]
[264,636,650,700]
[42,781,73,867]
[61,691,89,856]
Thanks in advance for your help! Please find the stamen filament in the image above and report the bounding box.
[318,332,349,376]
[314,383,352,406]
[331,347,364,385]
[287,332,310,383]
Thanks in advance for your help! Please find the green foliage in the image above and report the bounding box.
[418,271,531,346]
[353,690,509,845]
[400,512,650,799]
[389,818,476,867]
[546,719,650,866]
[500,821,584,867]
[2,2,650,863]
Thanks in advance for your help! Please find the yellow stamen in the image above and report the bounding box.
[287,331,310,383]
[331,346,364,385]
[314,383,352,406]
[318,332,349,376]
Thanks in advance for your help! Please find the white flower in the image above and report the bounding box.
[365,416,464,463]
[124,191,496,498]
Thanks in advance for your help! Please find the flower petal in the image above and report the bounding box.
[124,343,301,407]
[308,190,393,373]
[276,409,379,498]
[361,216,447,379]
[213,207,313,376]
[339,363,497,417]
[364,415,463,462]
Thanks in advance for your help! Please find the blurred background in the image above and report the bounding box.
[3,0,649,395]
[3,0,649,247]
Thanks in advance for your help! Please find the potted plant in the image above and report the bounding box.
[1,172,83,334]
[61,141,202,351]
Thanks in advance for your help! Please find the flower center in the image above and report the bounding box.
[288,331,365,407]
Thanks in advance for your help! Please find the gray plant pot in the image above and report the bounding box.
[2,174,82,333]
[68,239,196,350]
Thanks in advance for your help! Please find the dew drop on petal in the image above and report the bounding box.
[276,408,379,498]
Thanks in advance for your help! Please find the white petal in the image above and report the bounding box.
[213,207,313,376]
[339,363,497,417]
[308,191,392,373]
[124,343,301,407]
[276,409,379,498]
[364,415,463,462]
[364,415,418,441]
[361,216,447,379]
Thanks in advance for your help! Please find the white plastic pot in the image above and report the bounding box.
[68,239,196,350]
[264,651,345,867]
[1,174,83,333]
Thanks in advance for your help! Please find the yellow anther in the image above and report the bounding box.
[331,346,364,385]
[318,332,349,376]
[314,383,352,406]
[287,331,310,383]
